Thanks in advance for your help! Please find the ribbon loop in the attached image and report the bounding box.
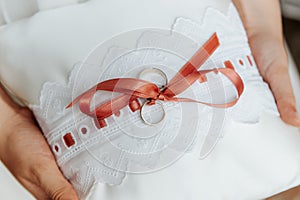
[67,33,244,128]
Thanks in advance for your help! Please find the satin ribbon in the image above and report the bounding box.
[67,33,244,128]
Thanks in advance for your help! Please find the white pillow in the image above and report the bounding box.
[37,0,87,11]
[0,0,86,25]
[0,0,38,23]
[0,0,300,200]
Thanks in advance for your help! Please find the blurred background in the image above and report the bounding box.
[281,0,300,73]
[284,18,300,72]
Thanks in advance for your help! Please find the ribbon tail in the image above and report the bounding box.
[167,33,220,87]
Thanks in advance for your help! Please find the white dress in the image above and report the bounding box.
[0,0,300,200]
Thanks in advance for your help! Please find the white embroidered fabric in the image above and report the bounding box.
[30,4,278,199]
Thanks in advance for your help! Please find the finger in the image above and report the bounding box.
[3,162,49,200]
[266,185,300,200]
[18,177,49,200]
[31,160,79,200]
[265,64,300,127]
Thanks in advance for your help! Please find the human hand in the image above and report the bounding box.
[0,108,79,200]
[247,31,300,127]
[234,0,300,127]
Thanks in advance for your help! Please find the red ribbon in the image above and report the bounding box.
[67,33,244,129]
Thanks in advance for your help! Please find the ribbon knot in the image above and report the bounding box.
[67,33,244,129]
[146,91,168,105]
[157,92,167,101]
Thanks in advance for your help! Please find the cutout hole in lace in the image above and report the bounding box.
[81,127,88,135]
[247,55,253,66]
[239,59,244,66]
[63,133,76,148]
[54,145,59,152]
[53,144,61,155]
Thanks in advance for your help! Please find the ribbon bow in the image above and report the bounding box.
[67,33,244,129]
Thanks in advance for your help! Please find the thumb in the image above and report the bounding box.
[246,28,300,127]
[32,161,79,200]
[265,63,300,127]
